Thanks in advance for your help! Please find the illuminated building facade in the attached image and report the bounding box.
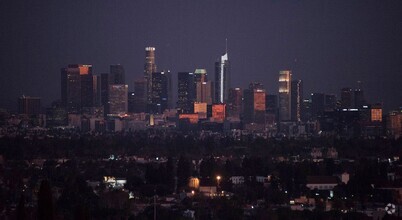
[214,52,230,103]
[291,80,303,121]
[212,104,226,123]
[243,83,265,124]
[278,70,291,121]
[144,47,157,108]
[196,81,214,105]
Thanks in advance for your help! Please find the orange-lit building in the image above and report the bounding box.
[179,114,199,124]
[194,102,207,119]
[370,104,382,122]
[387,111,402,139]
[212,104,226,123]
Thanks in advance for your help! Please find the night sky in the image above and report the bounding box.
[1,0,401,111]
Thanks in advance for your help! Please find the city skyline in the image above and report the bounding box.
[1,1,402,111]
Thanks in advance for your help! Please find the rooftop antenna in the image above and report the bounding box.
[225,38,228,54]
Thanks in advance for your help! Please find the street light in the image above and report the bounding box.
[216,175,221,188]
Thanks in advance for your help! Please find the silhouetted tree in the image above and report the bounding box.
[37,180,54,220]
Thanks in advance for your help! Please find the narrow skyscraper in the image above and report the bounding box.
[144,47,157,109]
[291,80,303,122]
[278,70,292,122]
[177,72,196,113]
[214,49,230,103]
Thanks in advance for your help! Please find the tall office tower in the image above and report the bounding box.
[266,95,278,114]
[354,88,366,109]
[18,96,41,115]
[311,93,325,119]
[214,51,230,103]
[177,72,196,113]
[110,64,125,84]
[93,75,101,107]
[291,80,303,122]
[341,88,353,109]
[108,84,128,116]
[194,69,207,83]
[133,79,147,113]
[149,71,171,114]
[227,88,242,119]
[243,83,266,124]
[128,92,135,113]
[301,99,312,122]
[61,64,93,113]
[100,73,109,110]
[196,81,214,105]
[144,47,157,107]
[324,94,337,111]
[278,70,292,121]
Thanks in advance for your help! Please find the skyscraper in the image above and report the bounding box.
[214,51,230,103]
[133,79,147,113]
[227,88,242,119]
[196,81,214,105]
[61,64,93,113]
[18,96,41,115]
[311,93,325,119]
[100,73,109,112]
[341,88,353,109]
[177,72,196,113]
[354,88,366,109]
[110,64,125,84]
[291,79,303,122]
[243,83,265,124]
[278,70,291,122]
[144,47,157,108]
[108,84,128,116]
[194,69,207,83]
[149,71,171,114]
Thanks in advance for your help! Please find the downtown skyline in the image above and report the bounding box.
[1,0,402,111]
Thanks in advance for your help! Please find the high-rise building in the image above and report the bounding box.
[196,81,214,105]
[370,104,383,122]
[311,93,325,119]
[108,84,128,116]
[302,99,312,122]
[18,96,41,115]
[177,72,196,113]
[243,83,265,124]
[128,91,136,113]
[212,104,226,123]
[227,88,242,119]
[194,69,207,83]
[61,64,93,113]
[291,80,303,122]
[341,88,353,109]
[149,71,171,114]
[214,52,230,103]
[100,73,109,112]
[144,47,157,107]
[324,94,337,111]
[133,79,147,113]
[354,88,366,109]
[266,95,278,115]
[93,75,101,107]
[278,70,291,121]
[110,64,125,84]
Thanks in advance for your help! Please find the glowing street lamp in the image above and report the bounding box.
[216,175,221,188]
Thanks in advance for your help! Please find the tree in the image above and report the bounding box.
[37,180,54,220]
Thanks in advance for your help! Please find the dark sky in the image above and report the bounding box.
[1,0,401,111]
